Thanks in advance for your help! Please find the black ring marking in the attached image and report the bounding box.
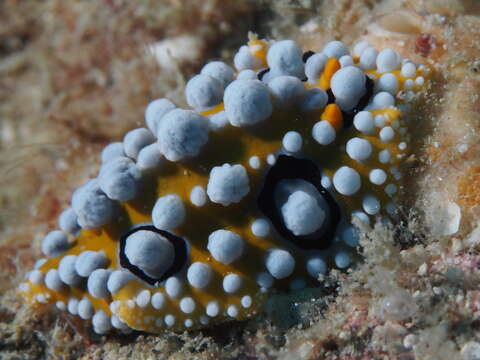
[119,225,188,286]
[257,155,341,250]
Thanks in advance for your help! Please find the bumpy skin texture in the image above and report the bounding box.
[19,37,429,334]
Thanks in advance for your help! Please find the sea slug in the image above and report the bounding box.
[18,35,429,334]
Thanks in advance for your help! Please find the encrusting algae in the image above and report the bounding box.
[18,34,430,334]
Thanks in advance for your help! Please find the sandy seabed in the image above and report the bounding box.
[1,0,480,359]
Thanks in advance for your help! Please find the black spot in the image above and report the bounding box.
[326,88,335,104]
[341,75,375,128]
[257,155,341,250]
[325,75,374,129]
[257,68,270,81]
[302,50,315,62]
[119,225,188,285]
[354,76,375,113]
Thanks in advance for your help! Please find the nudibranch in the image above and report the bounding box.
[18,35,429,334]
